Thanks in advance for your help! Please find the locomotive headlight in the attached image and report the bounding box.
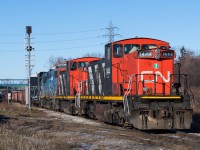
[162,51,174,57]
[138,51,153,58]
[155,48,161,59]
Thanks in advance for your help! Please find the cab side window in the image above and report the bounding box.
[54,71,58,78]
[70,62,77,70]
[113,44,123,58]
[66,61,69,71]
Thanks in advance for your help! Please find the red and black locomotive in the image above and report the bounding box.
[38,37,193,130]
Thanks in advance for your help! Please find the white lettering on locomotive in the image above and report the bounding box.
[141,71,170,83]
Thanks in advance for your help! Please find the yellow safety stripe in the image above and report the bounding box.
[52,95,123,101]
[140,96,181,99]
[56,96,75,99]
[41,95,181,101]
[80,96,123,101]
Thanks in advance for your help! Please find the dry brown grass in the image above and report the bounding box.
[0,125,74,150]
[0,102,43,118]
[0,102,80,150]
[0,125,85,150]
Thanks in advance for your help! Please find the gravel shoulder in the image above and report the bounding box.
[0,102,200,150]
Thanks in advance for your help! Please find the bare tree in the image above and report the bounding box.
[82,52,104,58]
[176,47,200,111]
[177,47,198,86]
[48,56,71,69]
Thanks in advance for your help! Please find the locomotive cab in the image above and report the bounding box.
[66,57,101,96]
[104,38,176,96]
[102,38,192,129]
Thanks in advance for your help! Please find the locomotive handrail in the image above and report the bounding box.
[75,81,82,108]
[134,74,157,96]
[112,63,128,77]
[169,74,189,96]
[123,74,134,116]
[67,74,81,82]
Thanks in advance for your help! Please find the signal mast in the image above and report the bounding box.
[25,26,34,109]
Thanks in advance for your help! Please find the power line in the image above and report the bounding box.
[0,41,23,44]
[0,33,23,37]
[0,28,105,37]
[36,43,104,51]
[0,43,104,53]
[35,36,99,43]
[0,36,100,44]
[34,28,104,35]
[0,26,113,52]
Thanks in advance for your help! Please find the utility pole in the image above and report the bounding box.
[25,26,34,109]
[6,79,9,104]
[103,21,120,43]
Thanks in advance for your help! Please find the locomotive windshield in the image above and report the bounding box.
[124,44,140,54]
[160,46,168,50]
[142,44,157,50]
[78,62,89,68]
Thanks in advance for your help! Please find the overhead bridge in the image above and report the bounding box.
[0,79,28,88]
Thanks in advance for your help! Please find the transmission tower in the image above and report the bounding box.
[24,26,34,109]
[103,21,120,43]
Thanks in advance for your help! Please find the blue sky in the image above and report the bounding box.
[0,0,200,78]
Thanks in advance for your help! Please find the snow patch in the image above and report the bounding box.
[39,109,101,126]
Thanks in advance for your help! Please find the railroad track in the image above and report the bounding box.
[31,106,200,149]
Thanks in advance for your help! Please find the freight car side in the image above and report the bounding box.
[11,90,25,104]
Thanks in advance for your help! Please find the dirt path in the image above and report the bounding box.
[0,102,200,150]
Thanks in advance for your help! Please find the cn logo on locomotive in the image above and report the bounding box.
[141,71,170,83]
